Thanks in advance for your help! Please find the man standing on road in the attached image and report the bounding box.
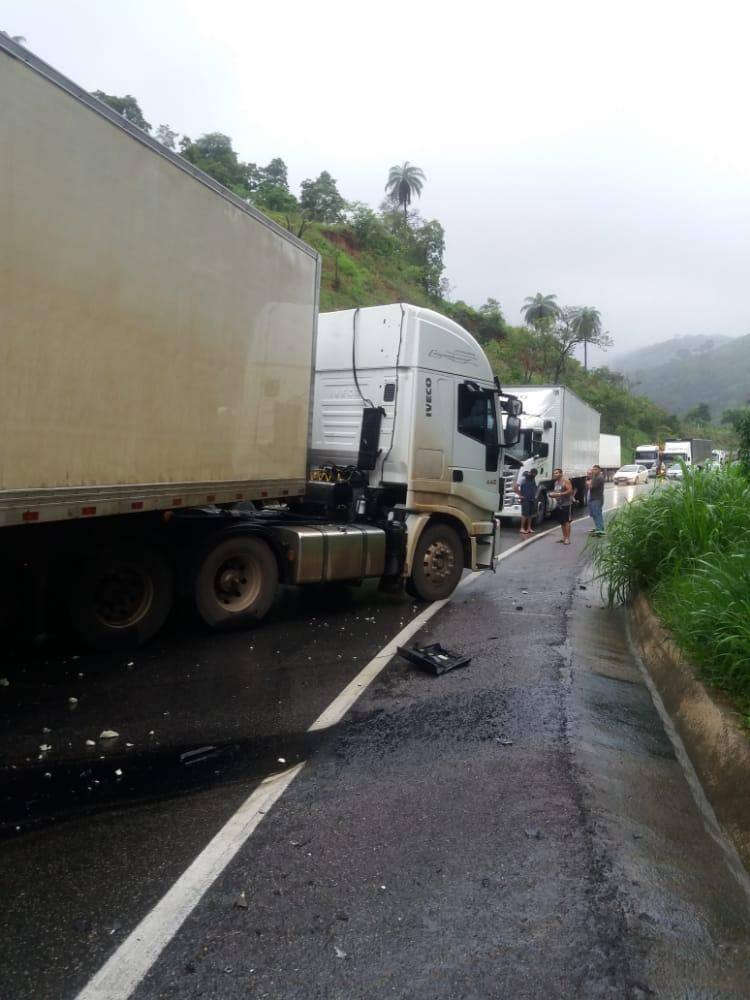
[515,467,539,537]
[586,464,605,536]
[551,468,574,544]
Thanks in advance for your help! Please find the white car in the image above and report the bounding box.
[613,464,649,485]
[666,465,684,480]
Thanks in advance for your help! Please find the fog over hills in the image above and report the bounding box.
[610,334,750,417]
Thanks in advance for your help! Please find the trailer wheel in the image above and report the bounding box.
[69,545,174,648]
[193,535,277,630]
[406,523,464,602]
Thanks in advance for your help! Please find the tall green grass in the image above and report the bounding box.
[592,466,750,709]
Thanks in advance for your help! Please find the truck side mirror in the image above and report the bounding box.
[505,415,521,447]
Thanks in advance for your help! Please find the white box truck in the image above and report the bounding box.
[1,37,521,646]
[598,434,622,480]
[499,386,600,523]
[634,444,661,477]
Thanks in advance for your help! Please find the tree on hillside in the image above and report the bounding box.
[411,218,445,298]
[476,299,506,344]
[155,124,179,150]
[385,162,426,218]
[521,293,559,329]
[299,171,346,223]
[261,157,289,191]
[571,306,610,371]
[92,91,151,132]
[684,402,712,425]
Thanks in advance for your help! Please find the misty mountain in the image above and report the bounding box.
[610,334,750,417]
[611,334,733,375]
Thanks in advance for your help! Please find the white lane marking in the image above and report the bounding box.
[73,530,569,1000]
[75,763,304,1000]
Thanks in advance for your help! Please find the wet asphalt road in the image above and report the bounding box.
[4,481,750,999]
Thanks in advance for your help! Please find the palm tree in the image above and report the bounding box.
[385,162,426,218]
[521,293,559,328]
[571,306,602,371]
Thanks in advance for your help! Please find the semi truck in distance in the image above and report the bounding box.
[499,386,600,524]
[1,36,521,647]
[662,439,713,472]
[634,444,660,476]
[598,434,622,481]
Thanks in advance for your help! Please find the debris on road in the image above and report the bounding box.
[68,697,78,706]
[85,739,96,747]
[497,739,514,746]
[525,827,543,839]
[234,891,249,909]
[0,678,9,687]
[334,945,347,959]
[396,643,471,676]
[99,730,119,739]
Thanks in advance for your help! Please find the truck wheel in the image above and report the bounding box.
[406,523,464,602]
[193,535,277,630]
[534,491,547,526]
[69,545,174,648]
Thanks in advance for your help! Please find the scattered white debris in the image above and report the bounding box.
[68,696,78,706]
[39,744,52,752]
[334,945,347,960]
[125,742,134,748]
[85,739,96,747]
[42,727,51,734]
[379,884,386,891]
[277,757,286,764]
[0,678,10,687]
[114,768,123,777]
[43,772,52,779]
[99,730,119,739]
[126,661,134,669]
[148,730,155,736]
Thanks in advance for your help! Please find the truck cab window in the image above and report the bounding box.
[457,384,496,444]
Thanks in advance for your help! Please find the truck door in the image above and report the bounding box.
[451,381,501,512]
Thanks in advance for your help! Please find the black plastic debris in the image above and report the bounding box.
[396,643,471,676]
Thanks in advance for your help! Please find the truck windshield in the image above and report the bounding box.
[636,450,658,461]
[663,453,687,464]
[504,429,534,463]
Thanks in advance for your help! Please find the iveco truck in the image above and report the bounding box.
[1,37,520,646]
[499,386,600,523]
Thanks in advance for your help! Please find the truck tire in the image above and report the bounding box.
[534,491,547,526]
[68,545,174,648]
[193,534,277,630]
[406,523,464,602]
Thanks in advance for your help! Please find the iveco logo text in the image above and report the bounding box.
[425,378,432,417]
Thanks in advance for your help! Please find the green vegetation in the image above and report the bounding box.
[92,88,720,454]
[592,467,750,719]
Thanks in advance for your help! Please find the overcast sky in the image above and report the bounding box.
[4,0,750,356]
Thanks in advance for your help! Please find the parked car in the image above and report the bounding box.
[613,464,649,485]
[666,465,684,481]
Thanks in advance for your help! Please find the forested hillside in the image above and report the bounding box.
[92,90,738,459]
[611,335,750,418]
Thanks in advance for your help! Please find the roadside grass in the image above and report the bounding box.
[592,467,750,718]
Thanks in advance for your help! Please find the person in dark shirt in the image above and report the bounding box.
[514,467,539,537]
[586,464,605,535]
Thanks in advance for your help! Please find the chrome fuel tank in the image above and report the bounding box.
[270,524,386,584]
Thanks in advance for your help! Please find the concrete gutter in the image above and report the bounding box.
[629,593,750,872]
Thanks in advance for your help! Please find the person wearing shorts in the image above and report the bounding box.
[514,467,538,537]
[551,468,574,544]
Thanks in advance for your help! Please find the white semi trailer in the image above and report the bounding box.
[499,386,600,524]
[1,37,520,647]
[598,433,622,480]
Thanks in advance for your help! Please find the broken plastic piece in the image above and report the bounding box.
[99,729,119,739]
[396,643,471,675]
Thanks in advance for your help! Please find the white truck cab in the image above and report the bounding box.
[312,304,520,578]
